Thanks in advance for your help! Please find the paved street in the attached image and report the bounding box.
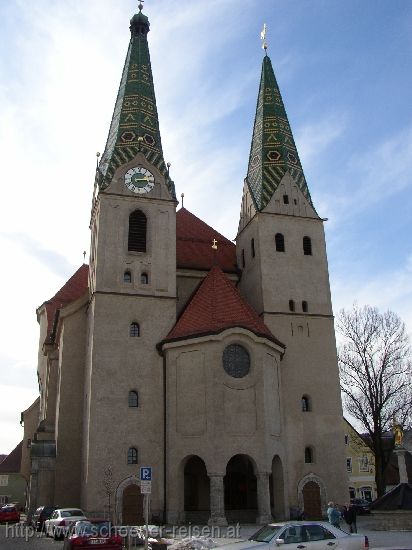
[1,519,411,550]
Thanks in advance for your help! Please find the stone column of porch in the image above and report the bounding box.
[256,472,272,524]
[208,474,228,526]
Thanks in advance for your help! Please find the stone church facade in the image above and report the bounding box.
[23,6,348,524]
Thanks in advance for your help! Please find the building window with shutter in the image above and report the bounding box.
[128,210,147,252]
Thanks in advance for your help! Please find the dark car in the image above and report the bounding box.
[350,498,371,514]
[63,520,122,550]
[31,506,57,531]
[0,505,20,523]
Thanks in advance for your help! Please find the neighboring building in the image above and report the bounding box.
[23,5,348,524]
[343,418,377,502]
[0,442,27,507]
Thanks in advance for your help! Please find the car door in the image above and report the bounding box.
[304,525,338,550]
[277,524,339,550]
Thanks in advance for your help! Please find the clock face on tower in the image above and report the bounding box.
[124,167,155,194]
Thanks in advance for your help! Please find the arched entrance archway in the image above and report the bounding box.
[302,481,321,520]
[224,454,257,523]
[269,455,285,519]
[122,484,144,525]
[184,456,210,523]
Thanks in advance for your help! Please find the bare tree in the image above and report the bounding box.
[337,304,412,497]
[103,467,115,522]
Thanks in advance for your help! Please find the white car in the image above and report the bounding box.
[218,522,368,550]
[44,508,87,540]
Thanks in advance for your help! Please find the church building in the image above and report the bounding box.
[23,5,348,525]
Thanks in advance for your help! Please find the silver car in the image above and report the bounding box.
[44,508,87,540]
[219,522,368,550]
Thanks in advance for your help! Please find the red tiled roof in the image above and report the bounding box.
[42,264,89,343]
[176,208,238,273]
[165,265,284,346]
[0,442,22,473]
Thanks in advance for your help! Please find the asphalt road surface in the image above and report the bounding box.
[0,522,411,550]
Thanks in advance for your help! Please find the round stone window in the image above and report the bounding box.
[222,344,250,378]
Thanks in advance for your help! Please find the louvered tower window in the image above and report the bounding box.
[128,210,147,252]
[303,236,312,256]
[275,233,285,252]
[128,391,138,408]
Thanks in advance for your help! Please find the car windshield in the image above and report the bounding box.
[61,509,84,517]
[249,525,282,542]
[74,521,111,536]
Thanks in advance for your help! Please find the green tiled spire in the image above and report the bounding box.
[246,55,313,211]
[98,8,175,198]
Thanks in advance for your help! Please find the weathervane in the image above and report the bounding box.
[138,0,144,11]
[260,23,268,54]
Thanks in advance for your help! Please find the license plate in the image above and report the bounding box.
[89,540,107,544]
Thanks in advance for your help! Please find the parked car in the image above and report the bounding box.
[63,520,122,550]
[44,508,87,540]
[218,522,368,550]
[0,505,20,523]
[350,498,371,515]
[30,505,57,531]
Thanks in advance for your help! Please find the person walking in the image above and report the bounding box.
[327,501,341,528]
[343,502,357,533]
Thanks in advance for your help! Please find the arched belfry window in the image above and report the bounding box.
[275,233,285,252]
[303,236,312,256]
[128,391,138,408]
[127,447,138,464]
[128,210,147,252]
[130,322,140,337]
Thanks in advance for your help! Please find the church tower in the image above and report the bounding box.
[83,5,177,517]
[237,52,348,513]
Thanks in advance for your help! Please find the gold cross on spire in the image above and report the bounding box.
[260,23,268,53]
[212,238,218,250]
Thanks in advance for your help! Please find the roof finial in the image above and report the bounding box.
[181,192,184,208]
[138,0,144,12]
[260,23,268,55]
[212,238,218,250]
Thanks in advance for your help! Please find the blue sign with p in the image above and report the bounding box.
[140,466,152,481]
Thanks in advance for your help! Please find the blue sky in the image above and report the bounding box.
[0,0,411,453]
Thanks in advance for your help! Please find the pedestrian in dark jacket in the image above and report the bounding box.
[343,502,357,533]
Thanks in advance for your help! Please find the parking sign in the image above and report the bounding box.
[140,466,152,481]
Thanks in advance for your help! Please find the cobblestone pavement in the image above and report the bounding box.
[1,520,411,550]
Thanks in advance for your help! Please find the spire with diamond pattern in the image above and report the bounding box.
[246,55,314,211]
[97,6,175,198]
